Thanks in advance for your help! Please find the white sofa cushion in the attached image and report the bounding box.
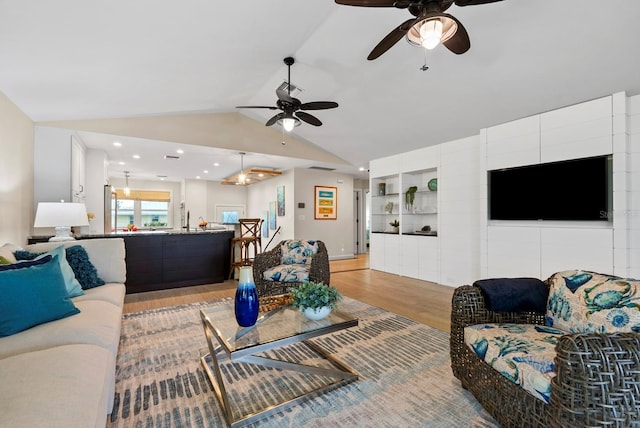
[74,283,126,308]
[0,344,111,428]
[26,238,126,285]
[0,299,122,360]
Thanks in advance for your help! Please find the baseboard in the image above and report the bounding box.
[329,254,355,261]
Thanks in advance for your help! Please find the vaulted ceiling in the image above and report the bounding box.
[1,0,638,182]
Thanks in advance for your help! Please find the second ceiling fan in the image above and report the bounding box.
[236,57,338,132]
[335,0,503,60]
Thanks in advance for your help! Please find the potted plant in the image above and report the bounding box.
[389,219,400,233]
[405,186,418,211]
[291,281,342,320]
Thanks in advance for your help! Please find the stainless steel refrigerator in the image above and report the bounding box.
[104,185,117,233]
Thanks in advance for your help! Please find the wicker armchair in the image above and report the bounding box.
[451,284,640,428]
[253,240,330,297]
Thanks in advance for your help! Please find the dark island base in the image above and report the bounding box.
[30,231,234,294]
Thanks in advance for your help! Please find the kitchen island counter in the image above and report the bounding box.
[30,230,234,293]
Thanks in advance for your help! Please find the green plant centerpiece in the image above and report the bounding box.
[389,219,399,229]
[405,186,418,211]
[291,281,342,320]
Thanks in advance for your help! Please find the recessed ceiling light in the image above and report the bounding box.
[258,173,264,177]
[213,162,220,167]
[113,142,122,147]
[176,149,184,154]
[359,167,365,171]
[132,154,140,159]
[203,170,209,174]
[118,161,125,165]
[196,176,201,179]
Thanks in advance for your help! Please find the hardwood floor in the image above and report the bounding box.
[123,254,455,332]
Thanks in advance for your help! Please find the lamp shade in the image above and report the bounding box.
[34,202,90,227]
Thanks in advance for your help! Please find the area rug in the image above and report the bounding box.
[107,297,499,427]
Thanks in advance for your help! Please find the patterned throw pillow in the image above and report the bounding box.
[280,240,318,265]
[545,269,640,333]
[64,245,105,289]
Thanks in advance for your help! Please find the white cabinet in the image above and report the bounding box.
[71,136,86,202]
[370,165,439,280]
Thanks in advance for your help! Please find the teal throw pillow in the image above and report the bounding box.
[65,245,105,289]
[0,254,80,337]
[19,246,84,298]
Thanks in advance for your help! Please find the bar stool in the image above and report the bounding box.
[229,218,263,279]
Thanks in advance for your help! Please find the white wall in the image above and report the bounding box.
[34,126,73,204]
[246,167,355,258]
[207,181,248,223]
[0,90,34,246]
[293,168,354,259]
[247,170,295,249]
[84,148,109,234]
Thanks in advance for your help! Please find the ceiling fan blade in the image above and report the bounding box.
[454,0,502,6]
[300,101,339,111]
[295,111,323,127]
[335,0,396,6]
[236,105,278,110]
[368,17,419,60]
[265,112,285,127]
[442,16,470,54]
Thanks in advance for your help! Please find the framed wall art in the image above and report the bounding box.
[269,201,277,229]
[277,185,285,216]
[314,185,337,220]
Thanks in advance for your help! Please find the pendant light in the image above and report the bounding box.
[123,171,131,196]
[237,153,247,185]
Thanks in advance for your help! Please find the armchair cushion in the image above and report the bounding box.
[280,240,318,265]
[262,264,311,283]
[474,277,548,313]
[545,270,640,333]
[465,323,564,404]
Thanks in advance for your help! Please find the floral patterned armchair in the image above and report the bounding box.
[450,270,640,428]
[252,240,330,297]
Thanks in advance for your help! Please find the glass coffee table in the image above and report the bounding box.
[200,301,359,427]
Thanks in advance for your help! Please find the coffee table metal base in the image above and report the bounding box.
[200,338,358,427]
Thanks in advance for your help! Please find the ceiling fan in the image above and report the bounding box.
[334,0,503,60]
[236,57,338,132]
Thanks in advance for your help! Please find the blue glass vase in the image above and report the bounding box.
[235,266,259,327]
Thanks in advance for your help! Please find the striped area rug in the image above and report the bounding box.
[108,297,499,427]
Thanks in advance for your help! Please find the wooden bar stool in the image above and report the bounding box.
[229,218,263,279]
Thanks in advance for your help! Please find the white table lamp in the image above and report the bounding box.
[34,201,90,241]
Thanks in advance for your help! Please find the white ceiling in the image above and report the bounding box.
[1,0,639,182]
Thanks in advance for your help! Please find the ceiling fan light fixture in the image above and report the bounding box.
[406,16,458,50]
[420,19,443,49]
[278,116,301,132]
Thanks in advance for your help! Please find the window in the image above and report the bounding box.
[112,189,171,229]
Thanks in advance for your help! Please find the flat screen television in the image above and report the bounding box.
[488,155,612,221]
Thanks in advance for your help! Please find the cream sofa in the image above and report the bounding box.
[0,238,126,428]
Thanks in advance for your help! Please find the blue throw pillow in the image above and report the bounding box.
[474,277,549,313]
[14,246,84,298]
[0,255,53,271]
[65,245,105,289]
[0,254,80,337]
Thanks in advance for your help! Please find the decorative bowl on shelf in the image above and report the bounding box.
[428,178,438,191]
